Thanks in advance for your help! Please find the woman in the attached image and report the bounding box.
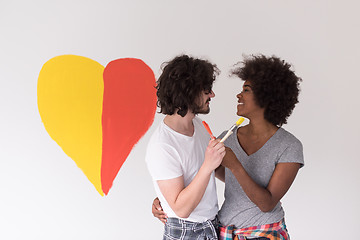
[153,54,304,240]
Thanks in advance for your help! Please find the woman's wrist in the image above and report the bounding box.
[229,160,243,174]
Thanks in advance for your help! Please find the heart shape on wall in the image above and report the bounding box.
[37,55,157,196]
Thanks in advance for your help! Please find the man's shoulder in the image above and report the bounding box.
[193,116,203,124]
[149,125,169,145]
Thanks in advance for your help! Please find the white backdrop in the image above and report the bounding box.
[1,0,359,239]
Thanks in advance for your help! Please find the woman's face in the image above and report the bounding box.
[236,80,264,118]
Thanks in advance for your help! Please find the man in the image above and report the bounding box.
[145,54,225,239]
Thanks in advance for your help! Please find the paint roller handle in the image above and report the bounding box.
[220,130,232,143]
[202,121,216,140]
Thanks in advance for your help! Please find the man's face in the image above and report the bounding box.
[193,89,215,114]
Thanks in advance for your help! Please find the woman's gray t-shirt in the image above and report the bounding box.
[218,127,304,228]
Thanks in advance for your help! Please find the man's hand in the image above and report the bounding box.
[203,139,226,173]
[152,197,167,224]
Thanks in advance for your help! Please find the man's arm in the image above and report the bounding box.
[157,139,225,218]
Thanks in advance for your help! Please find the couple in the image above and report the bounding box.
[145,54,304,240]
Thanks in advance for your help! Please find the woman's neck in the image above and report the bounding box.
[244,117,278,138]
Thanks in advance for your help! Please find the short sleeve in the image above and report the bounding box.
[145,143,183,180]
[277,139,304,168]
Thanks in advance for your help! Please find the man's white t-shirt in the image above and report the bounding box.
[145,116,218,222]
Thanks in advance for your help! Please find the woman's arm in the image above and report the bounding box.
[215,165,225,182]
[152,197,167,223]
[222,147,300,212]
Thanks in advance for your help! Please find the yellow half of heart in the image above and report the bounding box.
[38,55,105,196]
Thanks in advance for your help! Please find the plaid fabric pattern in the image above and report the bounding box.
[163,217,219,240]
[219,219,289,240]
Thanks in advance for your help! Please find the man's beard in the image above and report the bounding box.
[193,99,211,114]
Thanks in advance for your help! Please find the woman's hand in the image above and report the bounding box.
[221,147,240,171]
[152,197,167,224]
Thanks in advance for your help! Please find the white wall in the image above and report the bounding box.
[1,0,359,239]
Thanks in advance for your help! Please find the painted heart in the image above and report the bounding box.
[37,55,157,196]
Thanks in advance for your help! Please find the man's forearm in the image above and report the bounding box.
[171,166,213,218]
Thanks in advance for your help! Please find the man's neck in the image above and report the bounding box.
[164,111,196,137]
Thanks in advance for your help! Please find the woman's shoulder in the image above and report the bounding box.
[275,128,304,166]
[276,127,303,148]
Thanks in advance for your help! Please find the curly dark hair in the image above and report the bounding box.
[156,55,219,117]
[232,54,302,126]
